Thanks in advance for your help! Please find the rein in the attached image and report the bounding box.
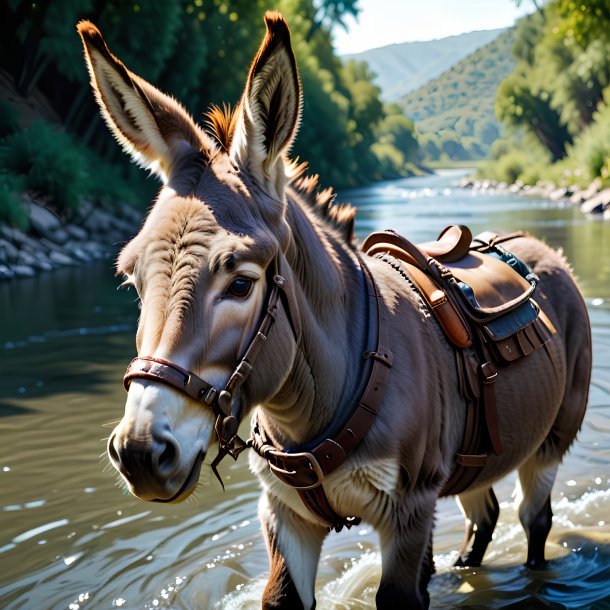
[122,253,392,531]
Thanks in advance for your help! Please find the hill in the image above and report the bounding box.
[398,28,517,160]
[344,29,504,101]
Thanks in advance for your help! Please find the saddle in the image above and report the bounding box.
[362,225,557,495]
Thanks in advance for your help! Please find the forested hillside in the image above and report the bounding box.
[399,28,516,161]
[0,0,421,230]
[344,28,503,101]
[479,0,610,189]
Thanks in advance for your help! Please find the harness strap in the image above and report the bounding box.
[250,253,393,530]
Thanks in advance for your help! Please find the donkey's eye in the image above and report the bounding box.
[226,277,254,300]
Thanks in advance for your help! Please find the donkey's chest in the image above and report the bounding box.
[249,451,401,526]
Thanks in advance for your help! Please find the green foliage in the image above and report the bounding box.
[0,121,88,212]
[0,172,28,230]
[0,100,20,137]
[486,1,610,185]
[567,90,610,181]
[0,0,418,220]
[399,28,517,161]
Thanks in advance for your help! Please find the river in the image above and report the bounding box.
[1,169,609,609]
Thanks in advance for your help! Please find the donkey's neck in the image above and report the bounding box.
[258,193,368,447]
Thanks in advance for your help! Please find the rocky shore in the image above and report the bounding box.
[459,177,610,219]
[0,196,142,281]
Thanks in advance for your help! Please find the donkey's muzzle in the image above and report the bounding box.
[108,422,187,501]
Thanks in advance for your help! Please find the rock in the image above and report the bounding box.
[16,250,37,267]
[65,224,89,241]
[576,178,602,203]
[569,189,585,204]
[549,187,568,201]
[82,208,114,234]
[27,202,62,238]
[39,237,64,254]
[65,241,92,262]
[48,251,75,266]
[604,207,610,221]
[0,238,19,262]
[45,227,70,246]
[13,264,36,278]
[580,188,610,214]
[509,183,522,193]
[80,242,108,259]
[31,256,54,272]
[0,264,14,280]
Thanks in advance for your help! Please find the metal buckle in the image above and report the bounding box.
[480,362,497,383]
[267,450,325,490]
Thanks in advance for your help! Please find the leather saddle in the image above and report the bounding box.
[362,225,557,496]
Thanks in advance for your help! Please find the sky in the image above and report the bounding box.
[332,0,534,55]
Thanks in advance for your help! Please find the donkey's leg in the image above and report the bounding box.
[259,493,327,610]
[454,486,499,567]
[517,457,559,570]
[376,491,437,610]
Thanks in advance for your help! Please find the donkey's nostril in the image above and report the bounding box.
[154,430,182,478]
[107,432,120,466]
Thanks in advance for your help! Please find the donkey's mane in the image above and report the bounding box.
[204,103,356,245]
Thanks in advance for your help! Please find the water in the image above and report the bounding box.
[1,169,609,609]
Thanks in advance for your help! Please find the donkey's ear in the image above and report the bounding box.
[231,12,301,198]
[77,21,208,182]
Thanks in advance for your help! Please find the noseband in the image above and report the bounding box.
[122,260,296,486]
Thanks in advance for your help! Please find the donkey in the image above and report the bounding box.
[79,13,591,609]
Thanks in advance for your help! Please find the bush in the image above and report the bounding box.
[0,172,28,230]
[567,95,610,182]
[0,121,88,213]
[0,100,20,138]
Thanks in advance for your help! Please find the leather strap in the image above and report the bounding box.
[251,253,393,530]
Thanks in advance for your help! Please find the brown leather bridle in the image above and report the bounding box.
[123,258,297,486]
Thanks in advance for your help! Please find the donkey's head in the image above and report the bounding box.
[79,13,302,502]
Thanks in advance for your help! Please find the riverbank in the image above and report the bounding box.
[0,195,142,281]
[460,176,610,219]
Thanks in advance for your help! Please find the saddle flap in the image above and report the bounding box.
[448,251,535,318]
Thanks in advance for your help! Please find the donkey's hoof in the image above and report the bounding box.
[453,552,482,568]
[525,557,548,571]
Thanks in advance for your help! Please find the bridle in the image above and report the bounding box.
[122,257,298,486]
[122,252,393,531]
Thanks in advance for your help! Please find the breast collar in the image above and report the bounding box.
[249,252,393,531]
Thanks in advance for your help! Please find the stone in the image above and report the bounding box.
[82,207,114,233]
[0,238,19,262]
[549,187,568,201]
[16,250,37,267]
[65,224,89,241]
[13,264,36,278]
[80,242,107,259]
[65,241,92,262]
[45,227,70,246]
[39,237,63,254]
[27,202,62,238]
[581,188,610,214]
[0,264,14,280]
[48,251,74,266]
[33,256,54,272]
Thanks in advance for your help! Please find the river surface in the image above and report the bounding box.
[1,169,609,609]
